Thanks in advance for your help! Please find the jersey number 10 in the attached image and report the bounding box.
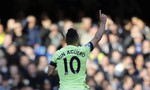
[63,56,81,75]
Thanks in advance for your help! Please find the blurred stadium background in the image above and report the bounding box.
[0,0,150,90]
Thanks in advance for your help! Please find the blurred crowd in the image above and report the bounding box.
[0,13,150,90]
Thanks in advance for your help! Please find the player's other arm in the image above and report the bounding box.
[48,62,57,76]
[48,65,55,76]
[90,10,107,48]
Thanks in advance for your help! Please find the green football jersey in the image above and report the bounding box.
[51,43,93,90]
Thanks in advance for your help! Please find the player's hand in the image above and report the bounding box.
[99,10,107,24]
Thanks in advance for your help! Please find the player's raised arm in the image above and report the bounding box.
[90,10,107,48]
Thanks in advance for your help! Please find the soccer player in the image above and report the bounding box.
[48,10,107,90]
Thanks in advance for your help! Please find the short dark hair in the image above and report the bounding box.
[66,28,79,45]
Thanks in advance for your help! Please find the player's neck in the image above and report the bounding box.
[67,43,78,46]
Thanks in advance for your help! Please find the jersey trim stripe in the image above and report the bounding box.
[89,42,94,51]
[50,61,57,67]
[85,42,94,51]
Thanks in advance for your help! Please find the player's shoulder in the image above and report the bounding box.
[54,47,65,55]
[81,42,94,52]
[78,45,89,49]
[55,45,87,53]
[54,46,70,55]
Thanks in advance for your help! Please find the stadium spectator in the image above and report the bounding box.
[133,83,143,90]
[49,24,63,48]
[110,50,122,64]
[13,22,27,48]
[25,15,41,46]
[98,34,110,55]
[142,75,150,90]
[46,44,57,63]
[5,18,16,34]
[118,75,134,90]
[40,17,52,46]
[135,54,145,72]
[26,63,41,89]
[114,55,133,79]
[0,34,13,50]
[59,19,74,37]
[0,24,6,45]
[108,34,123,52]
[5,44,20,66]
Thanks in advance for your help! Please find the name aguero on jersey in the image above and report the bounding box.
[57,49,85,60]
